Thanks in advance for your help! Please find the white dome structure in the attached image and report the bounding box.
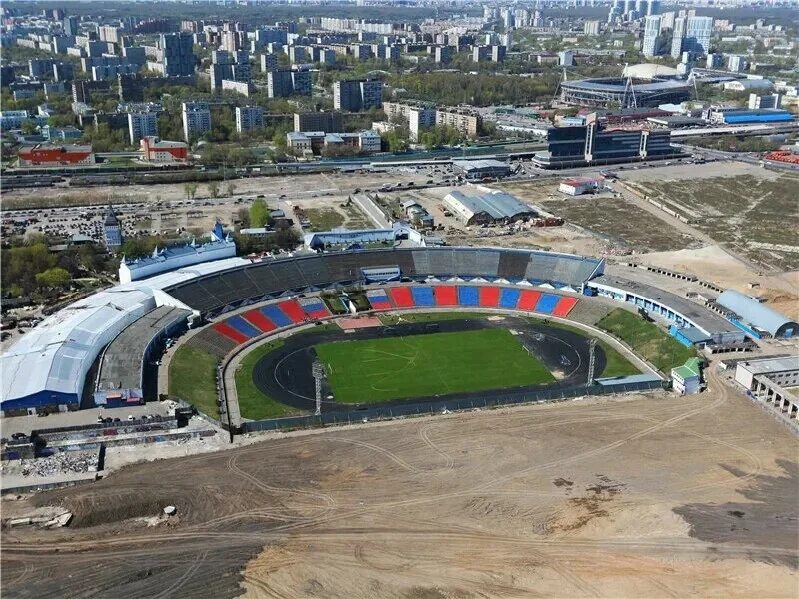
[622,63,680,80]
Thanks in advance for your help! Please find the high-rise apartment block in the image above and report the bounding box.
[236,106,264,133]
[182,101,211,141]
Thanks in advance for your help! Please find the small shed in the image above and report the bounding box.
[672,357,702,395]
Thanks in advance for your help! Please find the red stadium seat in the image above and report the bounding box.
[242,309,277,333]
[552,297,579,317]
[389,287,415,308]
[479,286,500,307]
[277,300,306,324]
[435,285,458,306]
[213,322,249,344]
[517,290,542,311]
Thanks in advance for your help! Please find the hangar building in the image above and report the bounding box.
[714,289,797,338]
[443,188,537,225]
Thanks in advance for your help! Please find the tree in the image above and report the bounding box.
[208,181,220,198]
[35,267,71,290]
[226,182,236,197]
[237,207,251,228]
[21,120,38,135]
[249,199,269,228]
[184,182,198,200]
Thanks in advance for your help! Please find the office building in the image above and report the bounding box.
[236,106,264,133]
[333,78,383,111]
[128,110,159,143]
[533,113,676,168]
[182,101,211,141]
[294,111,343,133]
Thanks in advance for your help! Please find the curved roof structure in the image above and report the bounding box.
[716,290,798,338]
[622,63,680,80]
[559,77,692,109]
[1,257,248,411]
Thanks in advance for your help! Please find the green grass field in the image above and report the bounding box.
[169,346,220,418]
[597,308,695,373]
[314,328,555,404]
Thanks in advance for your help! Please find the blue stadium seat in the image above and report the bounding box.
[457,286,479,306]
[535,294,560,315]
[226,315,261,338]
[499,287,521,309]
[260,304,292,328]
[411,286,435,306]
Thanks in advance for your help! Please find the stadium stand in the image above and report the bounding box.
[161,248,604,316]
[435,285,459,306]
[389,286,415,308]
[260,304,293,328]
[479,286,501,307]
[534,294,560,315]
[299,297,330,319]
[227,315,262,338]
[277,299,307,324]
[186,326,238,358]
[457,286,480,307]
[412,286,436,307]
[517,289,542,311]
[366,289,392,310]
[499,287,522,309]
[243,308,277,333]
[213,321,250,344]
[552,296,579,317]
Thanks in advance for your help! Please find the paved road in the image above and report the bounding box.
[352,193,391,228]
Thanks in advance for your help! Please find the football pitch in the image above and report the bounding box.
[314,328,555,404]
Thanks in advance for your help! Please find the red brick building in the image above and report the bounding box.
[18,144,95,167]
[140,136,189,163]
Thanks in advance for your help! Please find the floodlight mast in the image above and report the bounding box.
[587,338,598,385]
[312,360,325,416]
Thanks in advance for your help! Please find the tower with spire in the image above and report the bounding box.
[104,203,123,250]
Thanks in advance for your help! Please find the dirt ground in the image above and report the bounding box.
[1,171,430,210]
[2,369,797,599]
[622,166,799,272]
[630,245,799,321]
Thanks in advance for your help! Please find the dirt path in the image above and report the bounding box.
[2,374,797,598]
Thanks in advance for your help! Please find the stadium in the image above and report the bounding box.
[558,77,692,109]
[2,245,749,432]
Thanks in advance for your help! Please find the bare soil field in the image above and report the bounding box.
[1,171,429,211]
[624,169,799,272]
[502,180,698,254]
[3,370,797,598]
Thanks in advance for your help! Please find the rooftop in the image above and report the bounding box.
[96,305,191,392]
[590,274,741,336]
[738,356,799,376]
